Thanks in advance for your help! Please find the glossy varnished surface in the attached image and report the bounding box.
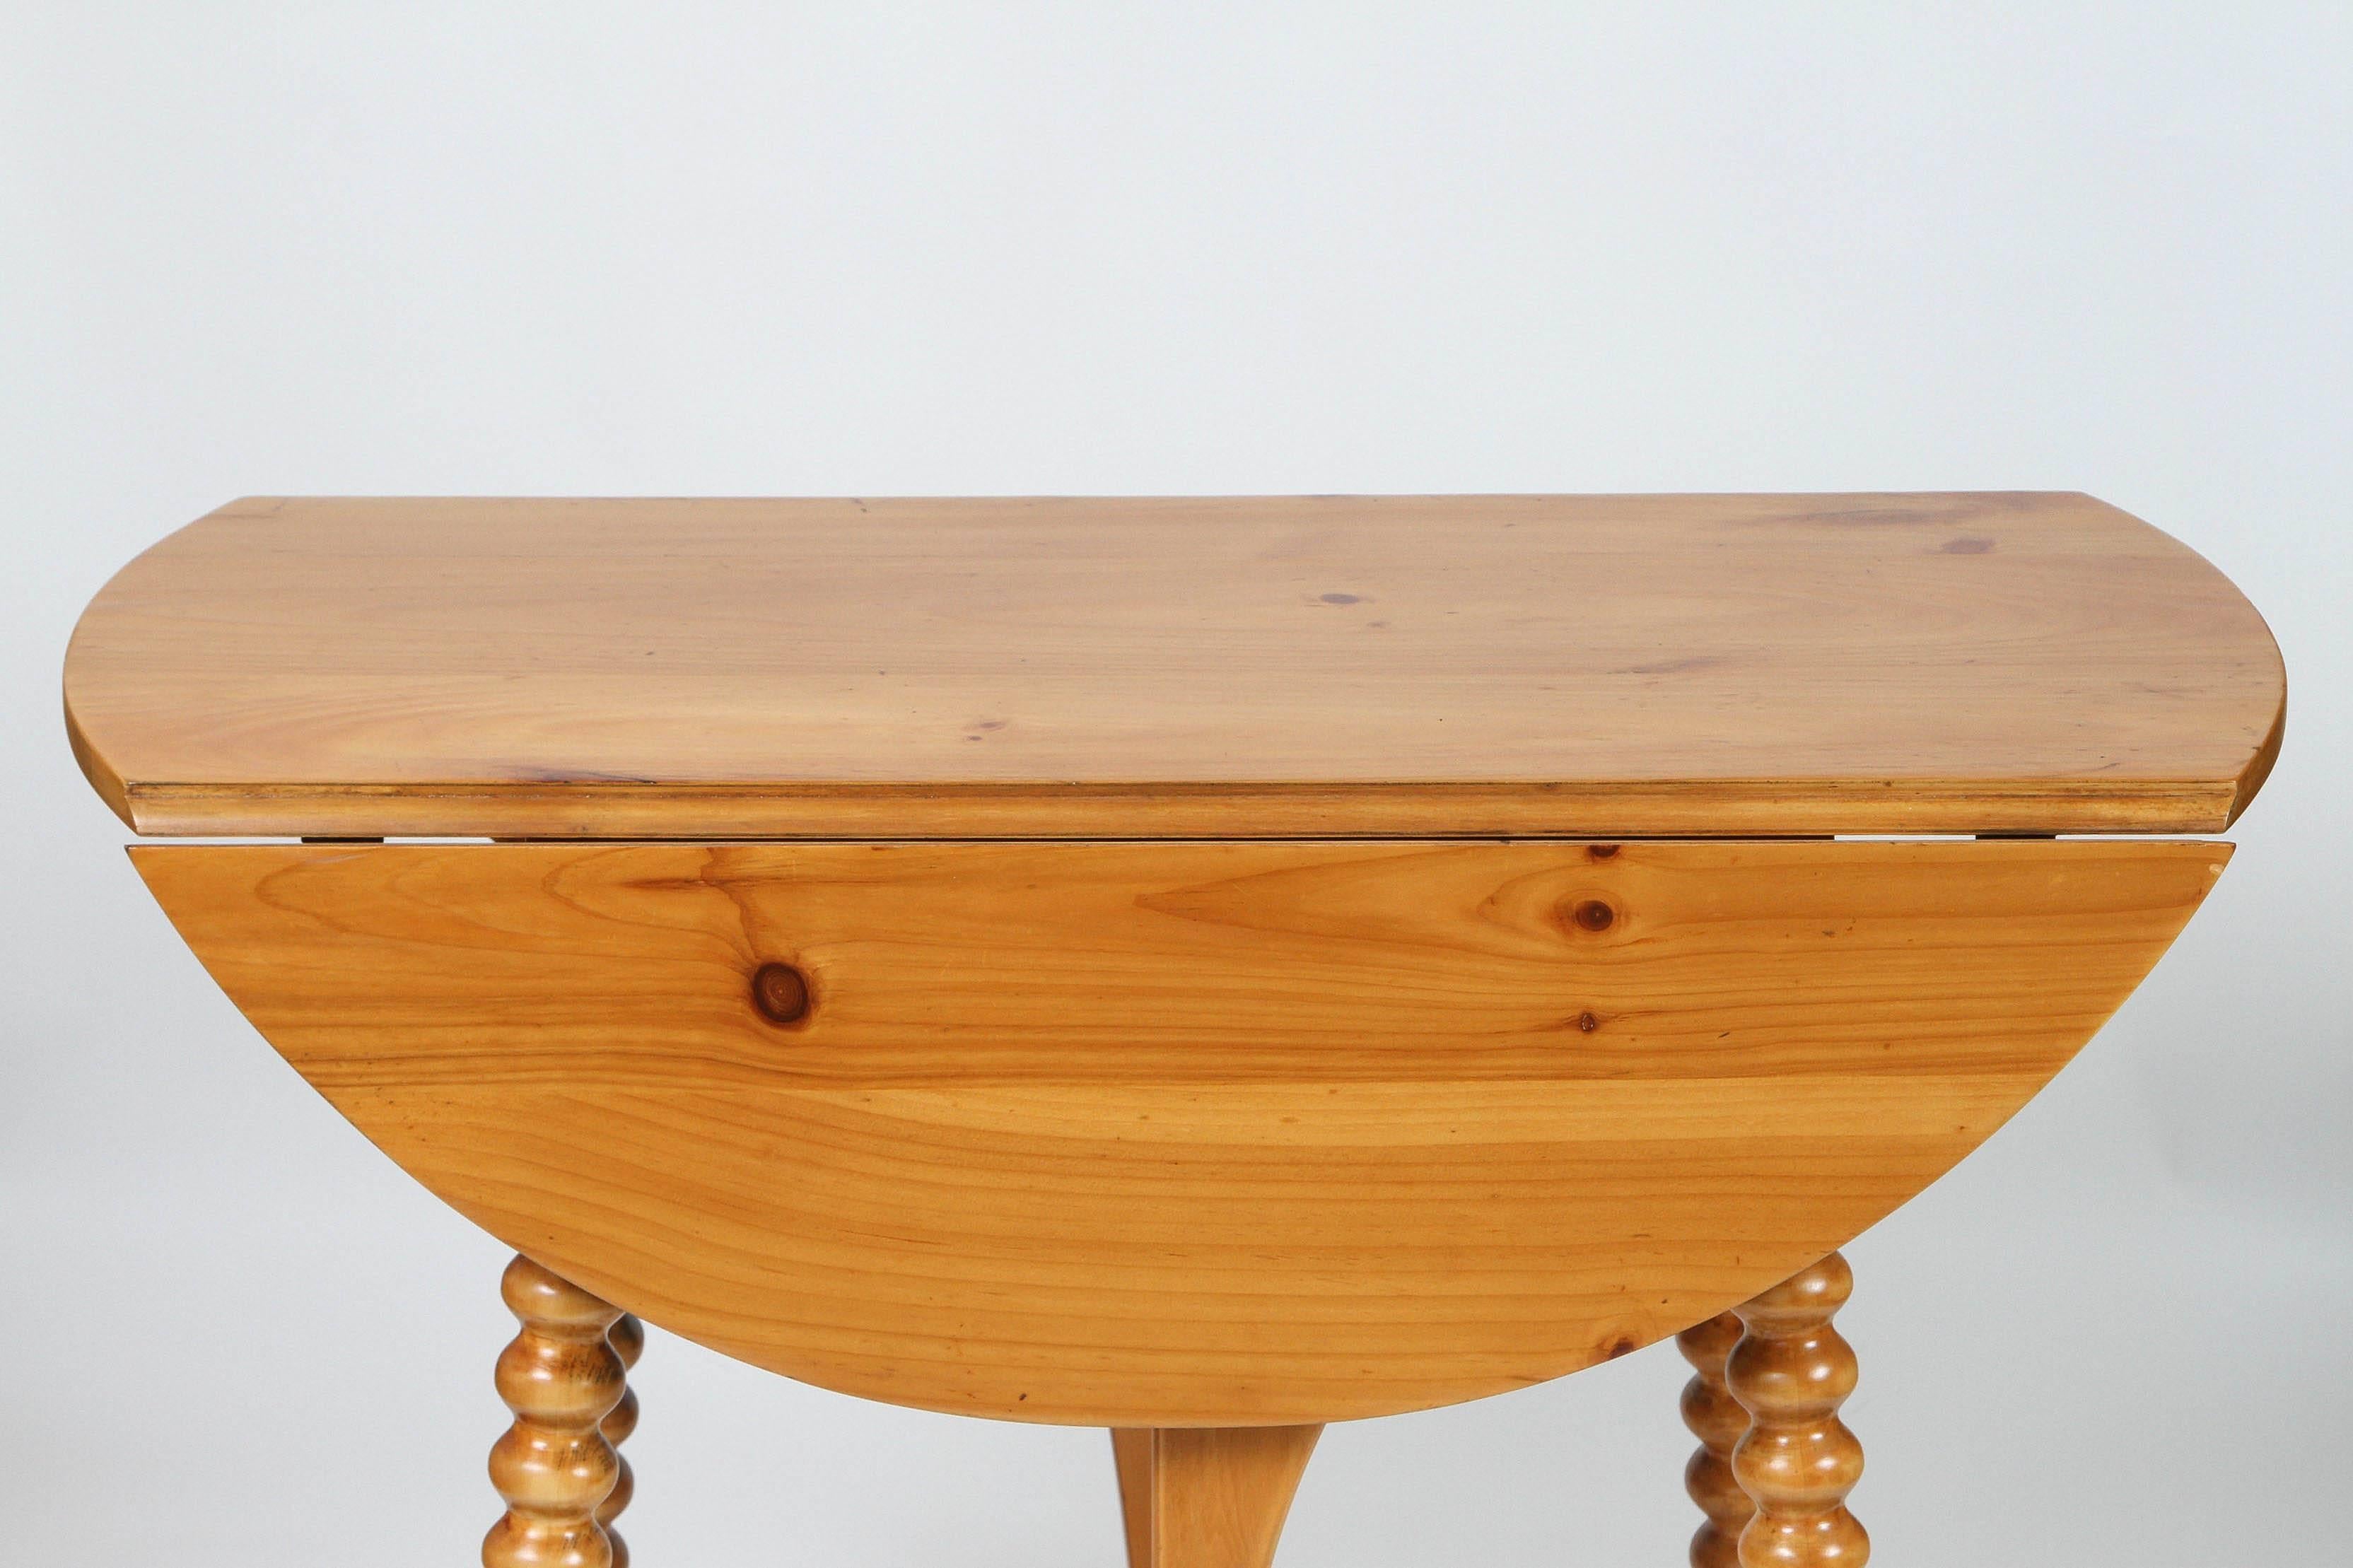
[135,838,2224,1425]
[1729,1254,1869,1567]
[68,493,2282,838]
[482,1255,631,1568]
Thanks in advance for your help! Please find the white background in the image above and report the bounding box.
[4,6,2346,1564]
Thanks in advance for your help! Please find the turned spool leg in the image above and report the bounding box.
[1727,1251,1868,1567]
[598,1313,645,1568]
[1678,1311,1754,1568]
[1111,1425,1321,1568]
[484,1253,631,1568]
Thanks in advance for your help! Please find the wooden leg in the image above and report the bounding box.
[1678,1311,1754,1568]
[1114,1429,1157,1567]
[1109,1426,1321,1568]
[598,1314,645,1568]
[1727,1252,1868,1567]
[484,1254,629,1568]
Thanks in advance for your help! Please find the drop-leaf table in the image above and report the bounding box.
[66,493,2284,1567]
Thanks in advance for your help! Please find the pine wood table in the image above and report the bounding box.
[66,494,2284,1567]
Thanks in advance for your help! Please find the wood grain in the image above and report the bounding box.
[134,838,2224,1426]
[67,493,2283,838]
[1111,1427,1321,1568]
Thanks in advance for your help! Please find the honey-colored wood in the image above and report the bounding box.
[597,1314,643,1568]
[1729,1253,1867,1568]
[1678,1312,1753,1568]
[1114,1429,1156,1567]
[133,836,2224,1426]
[66,493,2283,838]
[484,1255,627,1568]
[1111,1426,1321,1568]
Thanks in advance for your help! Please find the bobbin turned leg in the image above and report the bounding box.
[484,1254,629,1568]
[598,1313,645,1568]
[1111,1426,1321,1568]
[1727,1252,1868,1567]
[1678,1311,1755,1568]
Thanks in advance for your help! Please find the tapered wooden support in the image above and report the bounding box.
[1727,1252,1868,1568]
[597,1314,644,1568]
[484,1255,628,1568]
[1111,1426,1321,1568]
[1678,1311,1754,1568]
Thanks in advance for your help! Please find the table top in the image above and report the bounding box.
[64,493,2284,839]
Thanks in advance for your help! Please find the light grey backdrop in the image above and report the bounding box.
[4,6,2345,1564]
